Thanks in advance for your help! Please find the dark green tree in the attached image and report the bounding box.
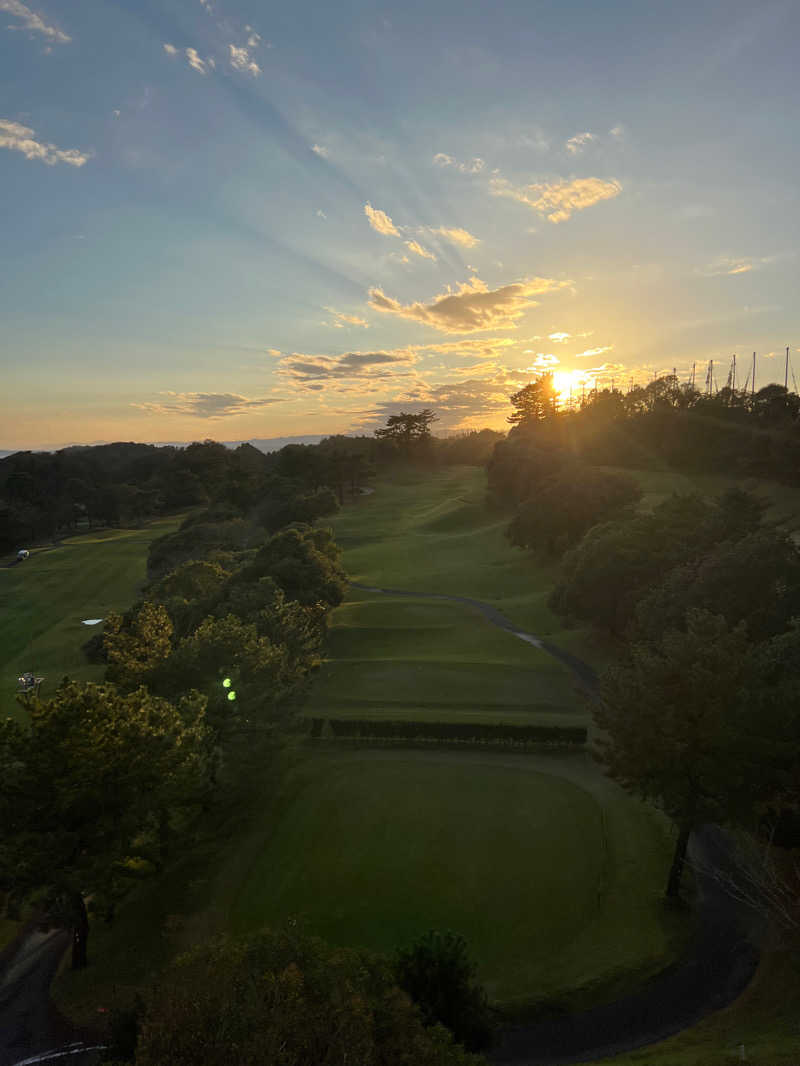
[508,465,641,554]
[507,373,558,425]
[134,927,484,1066]
[395,931,494,1051]
[0,681,213,968]
[596,610,784,896]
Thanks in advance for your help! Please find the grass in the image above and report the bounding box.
[0,517,181,721]
[305,466,608,730]
[229,748,682,1007]
[305,593,582,726]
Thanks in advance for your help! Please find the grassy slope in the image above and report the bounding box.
[305,466,605,728]
[0,518,181,722]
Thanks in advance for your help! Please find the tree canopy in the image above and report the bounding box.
[132,927,484,1066]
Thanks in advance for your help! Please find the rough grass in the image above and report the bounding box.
[0,518,181,721]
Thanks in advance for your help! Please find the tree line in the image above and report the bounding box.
[491,372,800,902]
[0,421,503,553]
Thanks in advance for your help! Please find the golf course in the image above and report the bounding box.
[234,466,687,1008]
[0,517,181,722]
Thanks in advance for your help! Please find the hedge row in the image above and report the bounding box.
[307,718,586,745]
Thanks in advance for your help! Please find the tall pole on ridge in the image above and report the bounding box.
[786,346,791,391]
[752,352,756,398]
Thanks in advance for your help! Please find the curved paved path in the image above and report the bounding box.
[351,581,763,1064]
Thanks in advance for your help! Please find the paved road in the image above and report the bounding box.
[0,925,104,1066]
[352,581,763,1065]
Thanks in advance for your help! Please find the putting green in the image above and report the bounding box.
[0,517,181,720]
[231,749,679,1005]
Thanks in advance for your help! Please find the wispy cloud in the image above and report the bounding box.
[697,254,786,277]
[323,307,369,328]
[491,175,622,223]
[405,239,436,261]
[548,331,571,342]
[368,274,570,334]
[565,131,596,154]
[364,201,399,236]
[575,345,613,358]
[429,226,480,248]
[281,349,416,384]
[311,143,329,158]
[0,119,90,166]
[0,0,70,43]
[229,43,260,76]
[163,42,178,54]
[433,152,485,173]
[133,392,282,418]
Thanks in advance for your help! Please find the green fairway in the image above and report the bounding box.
[305,593,582,725]
[305,466,600,727]
[231,749,680,1005]
[0,518,181,720]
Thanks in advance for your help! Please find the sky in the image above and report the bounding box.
[1,0,799,449]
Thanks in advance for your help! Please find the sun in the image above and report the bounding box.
[551,369,591,407]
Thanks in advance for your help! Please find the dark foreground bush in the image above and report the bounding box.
[132,926,486,1066]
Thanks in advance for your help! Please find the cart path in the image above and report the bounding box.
[350,580,762,1064]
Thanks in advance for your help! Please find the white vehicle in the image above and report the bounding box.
[17,549,30,561]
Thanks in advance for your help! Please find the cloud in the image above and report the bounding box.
[133,392,283,418]
[405,239,436,261]
[228,43,260,75]
[185,47,209,74]
[281,349,417,384]
[565,131,596,154]
[548,331,571,342]
[368,274,569,334]
[524,353,560,369]
[323,307,369,328]
[199,0,212,9]
[163,42,177,55]
[0,0,70,43]
[266,348,281,356]
[433,152,485,173]
[0,119,90,166]
[364,201,399,236]
[316,208,327,219]
[697,254,787,278]
[351,367,526,433]
[311,143,329,158]
[575,345,613,358]
[609,124,625,140]
[429,226,480,248]
[490,176,622,223]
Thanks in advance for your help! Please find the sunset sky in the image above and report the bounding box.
[2,0,799,449]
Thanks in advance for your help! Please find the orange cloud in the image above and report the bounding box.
[491,176,622,222]
[368,275,569,334]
